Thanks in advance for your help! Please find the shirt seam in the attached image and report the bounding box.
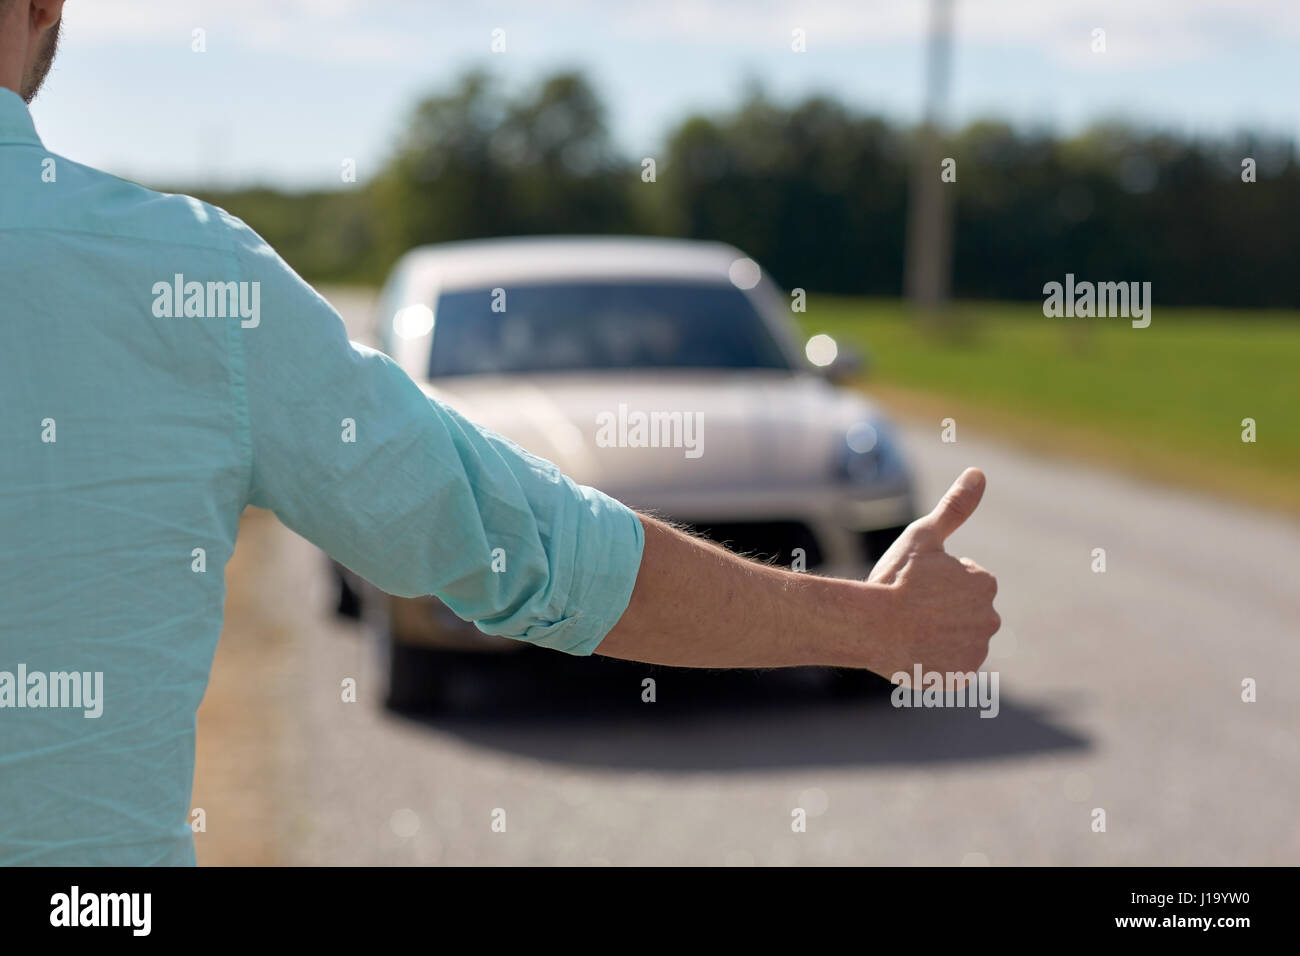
[0,222,242,254]
[219,241,255,507]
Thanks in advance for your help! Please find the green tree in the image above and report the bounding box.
[373,69,636,259]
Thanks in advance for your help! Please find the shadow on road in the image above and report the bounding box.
[389,651,1091,772]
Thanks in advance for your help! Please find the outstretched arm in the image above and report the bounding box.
[596,468,1000,678]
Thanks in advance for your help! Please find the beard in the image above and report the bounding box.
[20,17,61,103]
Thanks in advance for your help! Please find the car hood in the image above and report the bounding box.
[420,370,881,495]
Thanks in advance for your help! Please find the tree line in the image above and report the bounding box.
[190,69,1299,308]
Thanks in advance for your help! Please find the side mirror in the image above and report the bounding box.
[828,346,867,383]
[805,334,869,383]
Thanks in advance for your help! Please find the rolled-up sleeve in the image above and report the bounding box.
[225,218,644,655]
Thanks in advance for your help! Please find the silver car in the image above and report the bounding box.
[339,236,917,708]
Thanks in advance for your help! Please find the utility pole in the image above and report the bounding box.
[905,0,955,319]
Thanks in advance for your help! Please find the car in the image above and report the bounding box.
[336,236,917,710]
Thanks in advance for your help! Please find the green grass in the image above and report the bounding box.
[799,298,1300,513]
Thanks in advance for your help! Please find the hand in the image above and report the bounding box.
[867,467,1000,679]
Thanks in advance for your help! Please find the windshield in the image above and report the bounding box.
[428,280,793,377]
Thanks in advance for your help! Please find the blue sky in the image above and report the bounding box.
[27,0,1300,190]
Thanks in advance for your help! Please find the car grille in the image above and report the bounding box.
[686,520,825,569]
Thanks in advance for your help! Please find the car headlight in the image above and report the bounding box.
[837,419,904,484]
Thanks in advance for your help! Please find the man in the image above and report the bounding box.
[0,0,998,865]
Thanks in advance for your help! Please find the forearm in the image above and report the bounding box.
[595,514,893,671]
[595,469,1000,679]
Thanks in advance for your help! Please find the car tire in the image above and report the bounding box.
[333,566,363,620]
[382,636,452,713]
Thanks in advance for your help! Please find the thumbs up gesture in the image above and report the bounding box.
[867,468,1000,677]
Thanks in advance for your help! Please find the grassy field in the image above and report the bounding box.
[800,298,1300,514]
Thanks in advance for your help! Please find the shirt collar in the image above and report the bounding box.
[0,87,43,146]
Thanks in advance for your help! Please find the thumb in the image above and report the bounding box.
[913,467,986,547]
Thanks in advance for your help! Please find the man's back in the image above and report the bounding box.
[1,88,252,863]
[0,87,647,864]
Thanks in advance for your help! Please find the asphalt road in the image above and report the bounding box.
[195,289,1299,865]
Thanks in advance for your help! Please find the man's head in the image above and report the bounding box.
[0,0,65,103]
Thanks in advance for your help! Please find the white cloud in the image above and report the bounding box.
[62,0,430,62]
[592,0,1300,65]
[62,0,1300,67]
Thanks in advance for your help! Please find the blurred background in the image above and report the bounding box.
[32,0,1299,864]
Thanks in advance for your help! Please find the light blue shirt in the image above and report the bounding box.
[0,88,644,865]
